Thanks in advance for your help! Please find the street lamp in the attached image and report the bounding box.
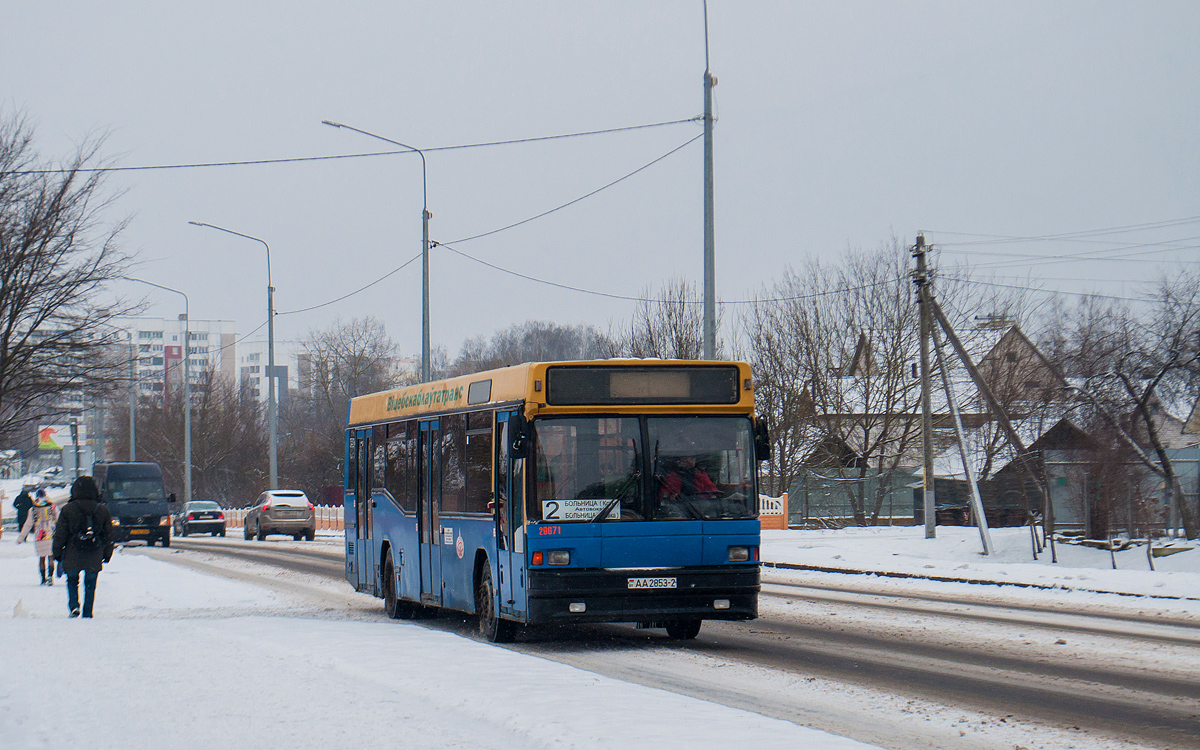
[322,120,432,382]
[117,327,136,461]
[125,277,191,502]
[188,221,278,490]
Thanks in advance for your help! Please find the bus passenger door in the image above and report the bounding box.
[344,431,358,586]
[419,419,442,606]
[496,412,527,618]
[356,428,372,592]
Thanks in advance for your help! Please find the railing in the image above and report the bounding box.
[222,505,344,531]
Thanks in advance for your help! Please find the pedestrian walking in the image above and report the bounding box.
[13,484,34,533]
[17,489,59,584]
[51,476,113,619]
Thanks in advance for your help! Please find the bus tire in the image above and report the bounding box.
[665,619,702,640]
[383,557,418,620]
[477,564,516,643]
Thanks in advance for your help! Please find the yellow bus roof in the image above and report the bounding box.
[347,360,755,426]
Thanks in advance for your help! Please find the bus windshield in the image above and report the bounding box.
[533,416,755,522]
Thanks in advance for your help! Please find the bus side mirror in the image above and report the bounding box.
[169,492,177,504]
[754,420,771,462]
[511,414,531,459]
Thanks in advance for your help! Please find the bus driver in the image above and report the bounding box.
[657,436,719,519]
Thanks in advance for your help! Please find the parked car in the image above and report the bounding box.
[243,490,316,541]
[174,501,226,537]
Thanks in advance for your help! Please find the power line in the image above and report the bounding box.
[439,240,895,305]
[276,251,423,316]
[264,135,702,315]
[444,133,703,244]
[941,276,1156,303]
[218,319,269,354]
[7,117,701,176]
[926,214,1200,246]
[937,235,1200,268]
[439,242,648,301]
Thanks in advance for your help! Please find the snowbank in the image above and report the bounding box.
[763,525,1200,602]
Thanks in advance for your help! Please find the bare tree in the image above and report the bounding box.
[1038,272,1199,539]
[281,317,400,498]
[451,320,602,376]
[600,277,723,360]
[0,113,134,445]
[742,242,920,524]
[112,371,267,504]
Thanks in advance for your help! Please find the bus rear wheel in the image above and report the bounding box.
[476,564,516,643]
[665,619,702,640]
[383,557,417,620]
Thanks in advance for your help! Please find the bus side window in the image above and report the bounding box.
[512,456,525,553]
[496,420,509,550]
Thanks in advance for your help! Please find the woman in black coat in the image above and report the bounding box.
[51,476,114,618]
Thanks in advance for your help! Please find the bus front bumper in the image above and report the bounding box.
[526,565,759,624]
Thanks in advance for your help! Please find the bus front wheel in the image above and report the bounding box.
[477,564,516,643]
[665,619,702,640]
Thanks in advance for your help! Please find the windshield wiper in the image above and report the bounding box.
[591,497,622,523]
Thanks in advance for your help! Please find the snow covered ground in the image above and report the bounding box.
[762,525,1200,614]
[3,493,1197,749]
[0,534,875,750]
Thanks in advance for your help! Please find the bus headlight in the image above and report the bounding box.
[727,546,750,562]
[159,517,171,526]
[547,550,570,565]
[111,518,120,526]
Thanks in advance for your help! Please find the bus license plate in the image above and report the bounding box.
[627,577,676,589]
[131,529,148,535]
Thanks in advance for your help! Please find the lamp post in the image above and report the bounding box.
[125,277,190,501]
[122,328,136,461]
[322,120,432,382]
[188,222,278,490]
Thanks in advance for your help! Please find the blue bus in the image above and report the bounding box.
[344,360,768,642]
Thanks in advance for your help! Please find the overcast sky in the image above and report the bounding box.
[5,1,1198,358]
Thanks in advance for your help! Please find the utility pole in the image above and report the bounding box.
[267,282,277,489]
[913,235,936,539]
[70,417,81,480]
[128,330,136,461]
[702,0,717,360]
[422,205,431,382]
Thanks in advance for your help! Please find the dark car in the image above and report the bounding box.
[174,501,227,537]
[243,490,316,541]
[94,461,172,547]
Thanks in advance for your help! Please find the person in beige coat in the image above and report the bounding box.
[18,489,59,584]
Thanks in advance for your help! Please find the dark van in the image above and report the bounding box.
[93,461,174,547]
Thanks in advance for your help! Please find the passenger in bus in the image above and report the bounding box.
[659,454,719,500]
[657,451,720,520]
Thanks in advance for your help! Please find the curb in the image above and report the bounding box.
[761,560,1200,602]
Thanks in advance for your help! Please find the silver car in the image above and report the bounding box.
[243,490,316,541]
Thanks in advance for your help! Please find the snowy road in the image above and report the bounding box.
[159,536,1200,749]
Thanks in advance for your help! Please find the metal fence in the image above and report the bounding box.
[787,468,919,527]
